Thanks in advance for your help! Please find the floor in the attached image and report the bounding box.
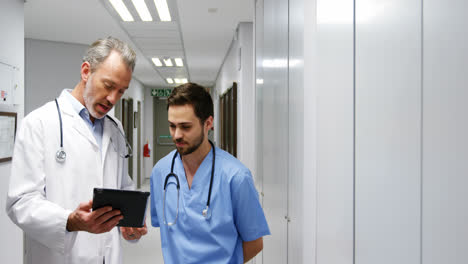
[122,178,164,263]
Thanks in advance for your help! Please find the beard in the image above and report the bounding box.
[83,92,102,119]
[175,129,204,156]
[83,76,111,120]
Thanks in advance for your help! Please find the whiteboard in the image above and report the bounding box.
[0,62,16,105]
[0,112,17,162]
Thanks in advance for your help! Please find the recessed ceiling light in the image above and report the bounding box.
[256,78,264,84]
[109,0,134,22]
[174,58,184,67]
[152,58,163,67]
[132,0,153,21]
[174,78,182,84]
[166,78,174,84]
[154,0,172,21]
[181,78,188,83]
[163,58,173,67]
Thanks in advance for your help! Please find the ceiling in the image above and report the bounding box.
[24,0,253,88]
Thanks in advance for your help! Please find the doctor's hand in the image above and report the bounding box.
[120,222,148,240]
[66,200,123,233]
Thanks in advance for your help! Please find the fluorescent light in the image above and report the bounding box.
[109,0,134,22]
[174,58,184,67]
[256,79,264,84]
[163,58,173,67]
[174,78,182,84]
[166,78,174,84]
[154,0,172,21]
[181,78,188,83]
[132,0,153,21]
[152,58,163,67]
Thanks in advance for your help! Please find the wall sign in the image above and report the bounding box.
[151,88,172,97]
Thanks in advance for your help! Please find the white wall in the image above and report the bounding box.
[257,0,468,263]
[255,0,289,261]
[315,0,355,263]
[0,0,24,263]
[25,38,146,187]
[143,88,154,181]
[213,22,256,175]
[423,0,468,262]
[25,39,85,114]
[355,0,422,262]
[302,0,318,261]
[287,0,305,261]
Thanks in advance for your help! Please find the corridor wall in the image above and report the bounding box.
[422,0,468,262]
[256,0,468,263]
[213,22,256,175]
[0,1,24,262]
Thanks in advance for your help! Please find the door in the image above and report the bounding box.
[136,101,141,189]
[122,98,134,179]
[153,96,175,166]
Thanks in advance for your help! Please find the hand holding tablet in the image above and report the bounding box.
[92,188,150,227]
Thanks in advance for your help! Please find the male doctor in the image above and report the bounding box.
[6,37,146,264]
[150,83,270,263]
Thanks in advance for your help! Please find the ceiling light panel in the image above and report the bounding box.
[163,58,173,67]
[152,58,163,66]
[131,0,153,21]
[166,78,174,84]
[109,0,134,21]
[154,0,172,21]
[174,58,184,67]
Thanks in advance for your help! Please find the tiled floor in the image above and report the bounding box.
[122,179,164,263]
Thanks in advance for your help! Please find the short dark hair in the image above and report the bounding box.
[167,83,214,123]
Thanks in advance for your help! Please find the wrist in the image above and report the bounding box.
[66,212,77,232]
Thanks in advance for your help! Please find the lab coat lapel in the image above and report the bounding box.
[101,117,113,164]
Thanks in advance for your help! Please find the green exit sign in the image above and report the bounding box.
[151,88,172,97]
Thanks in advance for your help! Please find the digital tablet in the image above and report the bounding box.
[92,188,150,227]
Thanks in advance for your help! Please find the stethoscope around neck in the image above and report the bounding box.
[163,140,216,226]
[54,98,132,163]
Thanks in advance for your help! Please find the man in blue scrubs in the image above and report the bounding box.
[150,83,270,263]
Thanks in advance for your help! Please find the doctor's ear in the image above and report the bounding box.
[81,62,91,82]
[204,116,214,131]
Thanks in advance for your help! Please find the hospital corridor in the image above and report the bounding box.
[1,0,468,263]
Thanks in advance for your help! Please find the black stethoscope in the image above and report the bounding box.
[54,98,132,163]
[163,140,215,226]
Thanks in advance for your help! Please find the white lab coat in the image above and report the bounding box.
[6,90,134,264]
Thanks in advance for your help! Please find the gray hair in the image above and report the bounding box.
[83,36,136,72]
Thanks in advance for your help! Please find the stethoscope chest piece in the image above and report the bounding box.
[56,148,66,163]
[202,206,212,220]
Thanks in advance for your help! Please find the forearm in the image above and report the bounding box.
[243,237,263,263]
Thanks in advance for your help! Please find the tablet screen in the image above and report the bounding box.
[92,188,150,227]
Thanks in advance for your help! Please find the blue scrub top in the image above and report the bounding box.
[150,146,270,264]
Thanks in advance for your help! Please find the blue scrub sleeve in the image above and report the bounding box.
[231,171,271,242]
[150,171,160,227]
